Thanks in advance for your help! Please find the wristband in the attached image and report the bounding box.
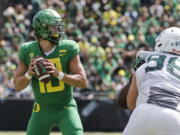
[57,72,64,80]
[25,72,32,80]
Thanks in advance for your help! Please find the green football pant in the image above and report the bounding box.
[26,102,83,135]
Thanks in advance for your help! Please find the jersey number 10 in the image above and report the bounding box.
[39,58,65,93]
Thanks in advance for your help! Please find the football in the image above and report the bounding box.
[33,57,51,83]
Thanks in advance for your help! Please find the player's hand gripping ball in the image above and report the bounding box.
[34,57,51,83]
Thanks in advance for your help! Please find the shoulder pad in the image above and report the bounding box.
[136,51,154,60]
[134,51,154,70]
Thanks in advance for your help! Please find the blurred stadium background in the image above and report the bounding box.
[0,0,180,134]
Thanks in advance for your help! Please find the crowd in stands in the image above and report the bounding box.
[0,0,180,100]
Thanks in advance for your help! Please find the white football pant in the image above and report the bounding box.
[123,103,180,135]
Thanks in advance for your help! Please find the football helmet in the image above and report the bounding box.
[155,27,180,55]
[32,9,64,43]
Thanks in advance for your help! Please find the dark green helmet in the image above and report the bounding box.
[32,9,64,43]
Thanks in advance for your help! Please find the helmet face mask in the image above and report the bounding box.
[155,27,180,55]
[48,24,64,42]
[32,9,64,43]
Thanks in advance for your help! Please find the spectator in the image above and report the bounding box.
[1,0,180,99]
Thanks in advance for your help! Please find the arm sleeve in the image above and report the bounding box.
[18,44,28,66]
[69,41,80,59]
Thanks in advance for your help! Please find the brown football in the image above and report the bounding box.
[34,57,51,83]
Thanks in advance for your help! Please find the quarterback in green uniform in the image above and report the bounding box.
[13,9,87,135]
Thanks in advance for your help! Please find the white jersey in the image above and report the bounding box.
[135,51,180,111]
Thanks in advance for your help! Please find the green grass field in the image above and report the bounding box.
[0,132,121,135]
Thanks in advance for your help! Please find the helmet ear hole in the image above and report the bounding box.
[157,44,162,47]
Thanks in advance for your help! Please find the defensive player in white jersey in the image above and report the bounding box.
[123,27,180,135]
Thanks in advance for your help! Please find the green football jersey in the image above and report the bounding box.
[18,40,79,107]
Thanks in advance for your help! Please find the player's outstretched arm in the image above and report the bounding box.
[13,60,35,91]
[126,73,138,110]
[117,80,131,109]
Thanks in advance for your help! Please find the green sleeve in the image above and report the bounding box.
[18,44,28,65]
[69,40,80,59]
